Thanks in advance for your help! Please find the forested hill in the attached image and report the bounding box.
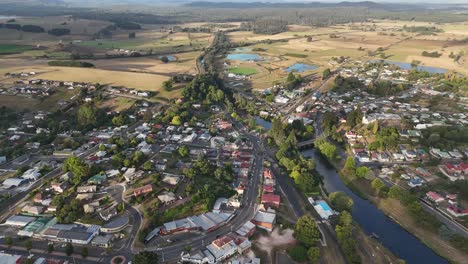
[185,1,382,9]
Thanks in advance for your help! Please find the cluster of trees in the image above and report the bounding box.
[0,106,18,130]
[48,60,95,68]
[341,157,372,181]
[285,72,304,90]
[331,75,363,93]
[368,127,399,151]
[289,215,321,263]
[346,107,362,128]
[62,156,90,185]
[251,19,288,34]
[421,126,468,149]
[112,20,142,30]
[182,74,227,104]
[402,25,443,35]
[52,194,83,223]
[0,23,44,33]
[335,211,361,263]
[112,150,146,168]
[76,103,108,130]
[315,136,338,161]
[421,51,442,58]
[48,28,71,36]
[366,80,410,97]
[269,119,319,193]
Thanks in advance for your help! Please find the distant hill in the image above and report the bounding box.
[185,1,384,9]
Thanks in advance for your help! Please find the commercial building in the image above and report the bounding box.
[0,253,22,264]
[252,210,276,232]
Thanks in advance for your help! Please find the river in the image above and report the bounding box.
[303,149,447,264]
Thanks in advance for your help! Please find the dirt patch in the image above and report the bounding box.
[255,228,297,261]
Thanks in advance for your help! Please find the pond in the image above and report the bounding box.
[286,63,318,73]
[370,59,447,74]
[227,53,262,61]
[159,55,176,62]
[255,116,272,130]
[302,149,447,264]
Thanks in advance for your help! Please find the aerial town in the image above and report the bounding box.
[0,1,467,264]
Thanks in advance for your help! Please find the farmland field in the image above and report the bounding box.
[228,67,258,75]
[0,44,33,54]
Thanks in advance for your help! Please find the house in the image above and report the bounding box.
[252,210,276,232]
[262,185,274,193]
[50,182,68,193]
[87,174,107,185]
[447,206,468,218]
[0,253,22,264]
[22,205,45,215]
[134,184,153,197]
[235,221,256,237]
[3,178,26,188]
[21,168,41,181]
[408,177,423,188]
[263,169,273,179]
[77,185,97,193]
[91,234,113,248]
[426,191,444,203]
[157,192,177,204]
[261,194,280,208]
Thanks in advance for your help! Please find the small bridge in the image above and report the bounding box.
[297,139,315,149]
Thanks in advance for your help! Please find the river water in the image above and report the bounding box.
[303,149,447,264]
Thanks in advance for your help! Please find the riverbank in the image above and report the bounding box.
[305,148,448,264]
[314,146,467,263]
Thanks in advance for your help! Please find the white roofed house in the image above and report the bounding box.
[3,178,26,188]
[21,168,41,181]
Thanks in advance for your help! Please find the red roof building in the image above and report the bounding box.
[134,184,153,197]
[447,206,468,217]
[262,185,274,193]
[426,191,444,203]
[261,194,280,208]
[263,169,273,179]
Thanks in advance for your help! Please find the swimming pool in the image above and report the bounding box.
[317,200,332,211]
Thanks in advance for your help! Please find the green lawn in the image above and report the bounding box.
[0,44,33,54]
[228,67,258,75]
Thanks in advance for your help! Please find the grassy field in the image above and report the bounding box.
[98,97,136,112]
[0,88,77,111]
[0,44,33,54]
[228,66,258,75]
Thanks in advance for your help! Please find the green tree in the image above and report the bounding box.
[294,215,320,247]
[372,121,379,134]
[82,247,88,258]
[62,156,90,185]
[25,240,32,251]
[65,242,74,256]
[134,251,159,264]
[330,191,354,212]
[162,80,173,91]
[160,56,169,63]
[322,68,331,79]
[178,145,189,158]
[4,236,12,248]
[143,161,153,171]
[77,104,97,128]
[308,246,321,264]
[371,178,385,195]
[47,243,54,253]
[172,115,182,126]
[287,245,308,262]
[356,166,370,178]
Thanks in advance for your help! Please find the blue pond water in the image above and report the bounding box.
[255,116,272,130]
[286,63,318,73]
[227,53,262,61]
[159,55,176,62]
[370,59,447,74]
